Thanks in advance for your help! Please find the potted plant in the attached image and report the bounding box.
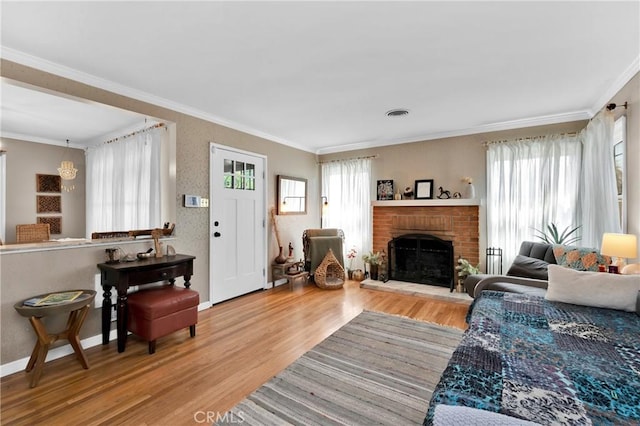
[532,222,581,245]
[362,251,381,280]
[455,257,480,292]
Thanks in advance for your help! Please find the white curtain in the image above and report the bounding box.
[321,158,372,270]
[580,111,621,247]
[487,134,582,267]
[86,127,163,235]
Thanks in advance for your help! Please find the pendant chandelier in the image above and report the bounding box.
[58,139,77,191]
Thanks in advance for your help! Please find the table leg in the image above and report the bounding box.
[66,306,91,369]
[116,291,128,353]
[26,317,51,388]
[101,284,112,345]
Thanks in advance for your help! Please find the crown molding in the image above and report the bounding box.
[589,56,640,115]
[0,47,315,154]
[0,131,85,149]
[3,47,636,157]
[316,110,591,155]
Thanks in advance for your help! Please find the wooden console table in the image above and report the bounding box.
[97,254,195,353]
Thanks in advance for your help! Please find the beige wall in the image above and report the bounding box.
[0,137,86,242]
[319,72,640,264]
[319,120,588,266]
[0,59,320,365]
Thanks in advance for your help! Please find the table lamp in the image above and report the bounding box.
[600,233,638,274]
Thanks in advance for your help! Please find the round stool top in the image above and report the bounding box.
[14,290,96,318]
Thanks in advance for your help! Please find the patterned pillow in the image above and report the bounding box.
[552,244,611,271]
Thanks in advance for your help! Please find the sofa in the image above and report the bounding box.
[425,264,640,425]
[464,241,613,298]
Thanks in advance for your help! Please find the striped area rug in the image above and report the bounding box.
[217,310,463,425]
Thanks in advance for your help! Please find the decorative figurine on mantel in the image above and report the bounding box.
[437,187,452,199]
[288,242,294,259]
[403,187,414,199]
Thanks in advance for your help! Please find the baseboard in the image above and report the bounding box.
[0,302,212,378]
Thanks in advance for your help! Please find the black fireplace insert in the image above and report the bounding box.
[388,234,454,288]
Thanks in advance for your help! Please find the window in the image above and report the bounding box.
[613,116,626,231]
[86,126,164,233]
[224,159,255,191]
[321,158,372,269]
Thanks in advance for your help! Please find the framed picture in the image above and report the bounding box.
[36,174,61,193]
[377,180,394,201]
[37,195,61,213]
[38,216,62,234]
[414,179,434,199]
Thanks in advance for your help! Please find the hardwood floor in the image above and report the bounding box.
[1,281,470,425]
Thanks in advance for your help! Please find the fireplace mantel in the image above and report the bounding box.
[371,199,480,207]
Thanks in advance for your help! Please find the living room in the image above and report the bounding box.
[1,2,639,424]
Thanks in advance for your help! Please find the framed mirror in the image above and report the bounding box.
[277,175,307,215]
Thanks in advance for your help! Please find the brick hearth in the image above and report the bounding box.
[372,202,480,268]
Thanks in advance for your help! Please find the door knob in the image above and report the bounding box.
[214,232,221,237]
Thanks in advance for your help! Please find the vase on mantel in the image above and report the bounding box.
[465,183,476,199]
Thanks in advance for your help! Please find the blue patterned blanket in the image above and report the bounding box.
[425,291,640,425]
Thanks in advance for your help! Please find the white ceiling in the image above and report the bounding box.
[1,1,639,154]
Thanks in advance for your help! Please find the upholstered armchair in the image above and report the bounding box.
[302,229,345,275]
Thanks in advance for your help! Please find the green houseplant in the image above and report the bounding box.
[533,223,581,245]
[362,251,381,280]
[456,257,480,279]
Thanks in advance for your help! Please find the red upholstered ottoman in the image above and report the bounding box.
[127,286,199,354]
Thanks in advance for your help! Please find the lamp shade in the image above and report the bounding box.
[600,233,638,258]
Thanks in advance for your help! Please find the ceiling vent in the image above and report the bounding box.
[386,109,409,117]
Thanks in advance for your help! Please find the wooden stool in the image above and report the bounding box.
[14,290,96,388]
[286,271,309,290]
[127,286,199,354]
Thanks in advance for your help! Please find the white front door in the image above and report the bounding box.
[210,143,266,304]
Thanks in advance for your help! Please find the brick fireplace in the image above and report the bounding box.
[372,201,480,284]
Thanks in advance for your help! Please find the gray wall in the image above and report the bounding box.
[2,137,86,242]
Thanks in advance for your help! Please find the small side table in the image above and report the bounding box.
[14,290,96,388]
[272,261,297,286]
[286,271,309,290]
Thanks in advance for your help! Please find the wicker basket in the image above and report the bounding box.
[313,248,345,290]
[16,223,50,243]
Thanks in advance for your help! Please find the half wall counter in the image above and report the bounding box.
[0,237,177,369]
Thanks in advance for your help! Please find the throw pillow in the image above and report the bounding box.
[552,244,611,271]
[546,264,640,312]
[507,255,550,280]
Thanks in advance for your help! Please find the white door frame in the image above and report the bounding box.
[209,142,268,304]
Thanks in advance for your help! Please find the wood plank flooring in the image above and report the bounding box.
[1,281,470,425]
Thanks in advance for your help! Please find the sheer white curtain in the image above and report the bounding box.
[487,134,582,267]
[86,127,162,235]
[321,158,372,270]
[580,111,621,247]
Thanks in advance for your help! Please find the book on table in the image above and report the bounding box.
[24,291,84,307]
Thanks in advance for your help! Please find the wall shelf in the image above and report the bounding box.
[371,198,480,207]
